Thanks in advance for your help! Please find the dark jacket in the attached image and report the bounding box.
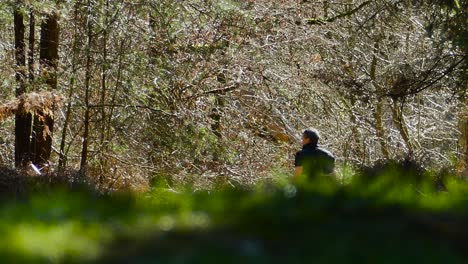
[295,143,335,177]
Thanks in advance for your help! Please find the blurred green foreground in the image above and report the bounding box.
[1,168,468,264]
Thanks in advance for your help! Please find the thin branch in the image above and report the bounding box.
[306,1,371,25]
[88,104,176,116]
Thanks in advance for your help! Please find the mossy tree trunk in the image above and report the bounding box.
[370,41,390,159]
[459,107,468,178]
[391,98,414,156]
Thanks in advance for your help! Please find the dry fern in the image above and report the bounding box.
[0,91,64,121]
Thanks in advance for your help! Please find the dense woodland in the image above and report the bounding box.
[0,0,465,189]
[0,0,467,263]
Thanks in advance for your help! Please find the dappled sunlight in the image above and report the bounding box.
[5,222,103,262]
[0,0,465,262]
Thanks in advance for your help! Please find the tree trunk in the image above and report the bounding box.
[373,98,390,159]
[98,0,110,181]
[100,0,109,147]
[210,93,224,162]
[370,41,390,159]
[32,10,59,168]
[391,98,414,156]
[80,0,93,174]
[59,2,80,171]
[14,3,32,168]
[28,9,35,81]
[349,97,364,162]
[459,106,468,178]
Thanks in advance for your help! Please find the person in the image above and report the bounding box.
[294,128,335,178]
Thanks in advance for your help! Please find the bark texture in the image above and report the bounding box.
[33,11,59,167]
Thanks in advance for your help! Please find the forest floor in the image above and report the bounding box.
[0,167,468,264]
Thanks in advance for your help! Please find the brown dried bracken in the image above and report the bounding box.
[0,91,64,121]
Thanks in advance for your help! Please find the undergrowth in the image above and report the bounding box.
[0,163,467,263]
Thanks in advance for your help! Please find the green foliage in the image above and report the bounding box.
[430,0,468,54]
[0,2,12,25]
[1,167,468,263]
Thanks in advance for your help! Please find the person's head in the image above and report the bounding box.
[302,128,320,146]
